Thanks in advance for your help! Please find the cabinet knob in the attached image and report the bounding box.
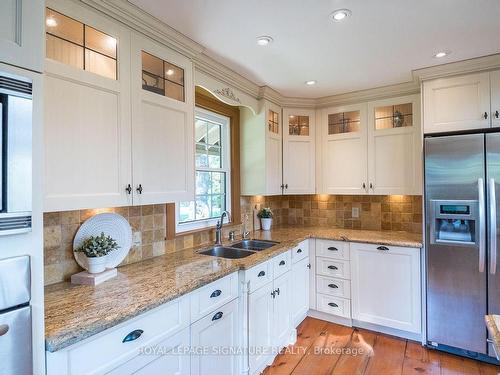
[484,112,489,120]
[279,260,286,266]
[328,283,339,289]
[136,184,143,194]
[122,329,144,343]
[377,246,389,251]
[297,248,302,253]
[369,182,373,189]
[125,184,132,194]
[285,184,288,189]
[212,311,223,321]
[258,270,266,277]
[362,182,366,190]
[328,302,338,308]
[495,110,499,119]
[210,289,222,298]
[327,265,338,270]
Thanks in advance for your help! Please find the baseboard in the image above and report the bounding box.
[307,309,353,326]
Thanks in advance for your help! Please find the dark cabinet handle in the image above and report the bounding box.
[307,264,311,269]
[279,260,285,266]
[377,246,389,251]
[484,112,489,120]
[271,291,276,298]
[327,265,338,270]
[297,248,302,253]
[0,324,9,336]
[136,184,143,194]
[328,302,338,308]
[285,184,288,189]
[258,270,265,277]
[495,110,499,119]
[280,184,284,190]
[210,289,222,298]
[327,247,338,251]
[328,284,338,289]
[123,329,144,343]
[275,288,280,295]
[125,184,132,194]
[362,182,366,189]
[212,311,223,321]
[369,182,373,189]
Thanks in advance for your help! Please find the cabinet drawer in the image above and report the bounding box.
[244,260,273,293]
[316,293,351,318]
[190,272,239,322]
[64,296,189,375]
[292,240,309,264]
[316,239,349,260]
[273,250,292,278]
[316,275,351,298]
[316,257,350,279]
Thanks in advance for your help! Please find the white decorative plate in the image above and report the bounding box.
[73,213,132,271]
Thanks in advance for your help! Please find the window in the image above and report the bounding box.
[141,51,185,102]
[45,8,117,80]
[177,109,231,231]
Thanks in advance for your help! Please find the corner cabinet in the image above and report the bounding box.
[131,33,194,205]
[350,242,421,334]
[282,108,316,194]
[240,100,282,195]
[0,0,44,72]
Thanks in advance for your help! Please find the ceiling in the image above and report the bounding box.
[129,0,500,98]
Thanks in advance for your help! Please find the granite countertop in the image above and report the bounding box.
[486,315,500,358]
[45,226,422,352]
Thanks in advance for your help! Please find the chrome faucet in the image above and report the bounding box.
[215,211,231,246]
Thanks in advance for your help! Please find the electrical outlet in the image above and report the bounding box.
[132,231,142,246]
[352,207,360,218]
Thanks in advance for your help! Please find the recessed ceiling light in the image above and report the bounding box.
[256,36,273,46]
[305,80,317,86]
[46,17,57,27]
[330,9,352,22]
[434,51,451,58]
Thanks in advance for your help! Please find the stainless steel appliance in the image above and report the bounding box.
[0,256,32,375]
[425,132,500,362]
[0,71,33,235]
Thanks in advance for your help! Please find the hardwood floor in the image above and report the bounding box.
[263,317,500,375]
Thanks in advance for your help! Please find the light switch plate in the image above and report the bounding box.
[352,207,360,218]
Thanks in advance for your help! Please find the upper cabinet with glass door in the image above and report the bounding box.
[318,104,368,195]
[282,108,315,194]
[367,95,421,195]
[131,32,194,205]
[43,1,132,212]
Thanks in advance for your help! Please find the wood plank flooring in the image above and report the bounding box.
[263,317,500,375]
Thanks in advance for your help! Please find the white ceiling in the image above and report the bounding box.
[129,0,500,98]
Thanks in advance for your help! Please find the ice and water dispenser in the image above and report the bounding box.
[430,200,478,245]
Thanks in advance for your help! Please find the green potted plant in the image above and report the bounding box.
[257,207,274,231]
[74,232,119,274]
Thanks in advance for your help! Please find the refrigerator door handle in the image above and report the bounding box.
[479,178,486,273]
[489,178,497,275]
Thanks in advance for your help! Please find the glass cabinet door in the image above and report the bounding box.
[268,109,280,134]
[287,115,310,136]
[327,110,360,135]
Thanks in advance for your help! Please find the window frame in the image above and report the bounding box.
[175,107,232,233]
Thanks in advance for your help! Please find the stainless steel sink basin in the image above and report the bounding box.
[230,239,280,251]
[198,246,256,259]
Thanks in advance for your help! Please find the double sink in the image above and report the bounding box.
[198,239,280,259]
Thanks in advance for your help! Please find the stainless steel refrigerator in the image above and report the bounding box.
[425,132,500,362]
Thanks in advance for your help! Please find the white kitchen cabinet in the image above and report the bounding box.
[240,100,283,195]
[131,32,194,205]
[282,108,316,194]
[491,70,500,128]
[190,298,240,375]
[350,242,421,333]
[367,94,422,195]
[317,103,368,194]
[44,2,133,212]
[423,72,491,133]
[291,257,310,327]
[0,0,44,72]
[273,271,292,348]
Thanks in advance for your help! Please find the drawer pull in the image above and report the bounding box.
[328,284,338,289]
[212,311,223,321]
[0,324,9,336]
[328,302,339,308]
[327,265,338,270]
[297,248,302,253]
[210,289,222,298]
[122,329,144,343]
[258,270,266,277]
[279,260,286,266]
[377,246,389,251]
[328,247,338,251]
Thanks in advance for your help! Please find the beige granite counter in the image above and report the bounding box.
[45,226,422,352]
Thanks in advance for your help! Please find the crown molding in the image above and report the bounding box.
[413,53,500,81]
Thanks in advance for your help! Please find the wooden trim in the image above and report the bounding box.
[166,87,241,239]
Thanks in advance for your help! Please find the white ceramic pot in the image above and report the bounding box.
[261,218,273,231]
[86,256,107,274]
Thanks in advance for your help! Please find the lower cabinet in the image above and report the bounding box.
[272,272,292,348]
[190,298,240,375]
[350,242,421,333]
[291,257,310,327]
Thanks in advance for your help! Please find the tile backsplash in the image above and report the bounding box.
[43,195,421,285]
